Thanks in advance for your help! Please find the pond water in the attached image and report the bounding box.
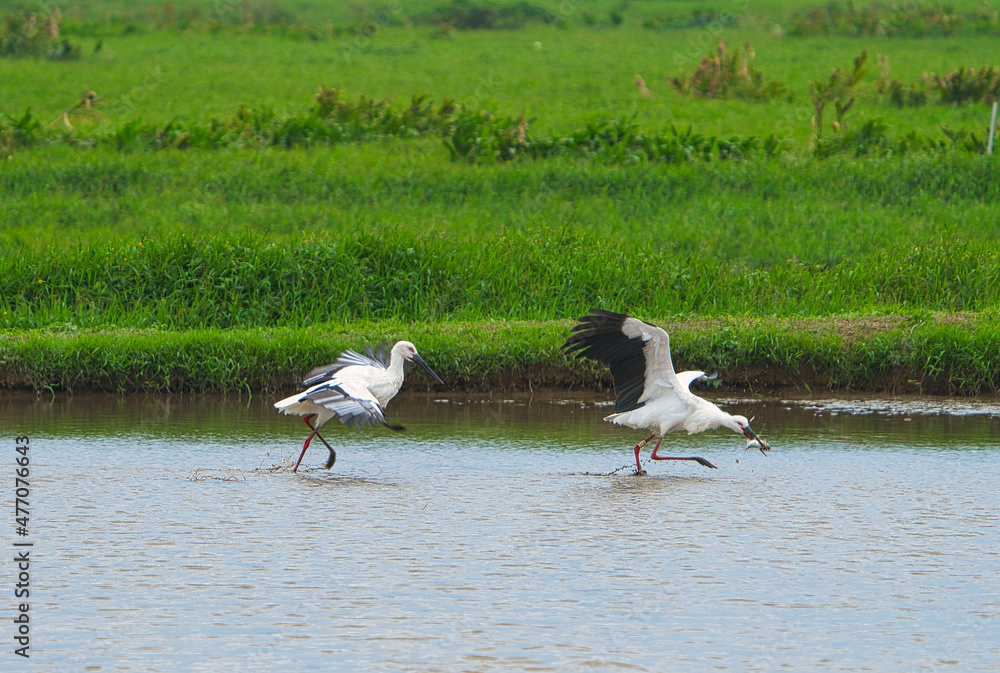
[3,392,998,672]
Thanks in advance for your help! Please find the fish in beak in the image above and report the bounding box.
[742,426,771,455]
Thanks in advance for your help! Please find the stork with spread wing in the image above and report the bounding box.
[275,341,444,472]
[563,309,770,474]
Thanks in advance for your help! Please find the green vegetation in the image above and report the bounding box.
[4,317,999,395]
[933,65,1000,105]
[2,0,1000,394]
[2,221,997,330]
[1,90,777,161]
[787,1,1000,38]
[3,8,1000,141]
[670,42,789,101]
[413,1,554,30]
[1,11,81,60]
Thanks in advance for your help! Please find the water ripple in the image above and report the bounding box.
[5,394,998,671]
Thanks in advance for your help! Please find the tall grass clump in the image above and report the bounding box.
[670,42,789,101]
[1,10,81,59]
[643,8,741,31]
[881,61,1000,108]
[810,49,868,140]
[413,1,551,29]
[787,2,1000,37]
[931,65,1000,104]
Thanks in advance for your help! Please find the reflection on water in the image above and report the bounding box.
[3,393,998,671]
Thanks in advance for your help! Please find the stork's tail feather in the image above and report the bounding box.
[332,412,404,433]
[274,394,312,416]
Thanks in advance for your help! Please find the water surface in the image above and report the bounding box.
[3,392,998,671]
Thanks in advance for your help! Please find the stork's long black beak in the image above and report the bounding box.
[413,353,444,385]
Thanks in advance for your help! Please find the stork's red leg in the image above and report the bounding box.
[651,439,718,469]
[293,414,320,473]
[632,433,656,473]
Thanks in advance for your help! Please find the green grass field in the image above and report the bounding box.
[2,0,1000,394]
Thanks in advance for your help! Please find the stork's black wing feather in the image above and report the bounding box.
[302,363,345,387]
[562,309,658,413]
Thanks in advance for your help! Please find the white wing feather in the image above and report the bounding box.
[334,349,388,370]
[620,317,682,404]
[301,375,389,428]
[674,370,707,392]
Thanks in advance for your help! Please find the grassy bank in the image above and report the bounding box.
[4,226,1000,329]
[3,316,999,395]
[3,150,1000,396]
[4,1,1000,397]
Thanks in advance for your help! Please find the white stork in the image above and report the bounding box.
[563,309,770,474]
[274,341,444,472]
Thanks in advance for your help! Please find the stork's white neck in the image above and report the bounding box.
[387,350,407,377]
[367,346,409,408]
[687,398,740,434]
